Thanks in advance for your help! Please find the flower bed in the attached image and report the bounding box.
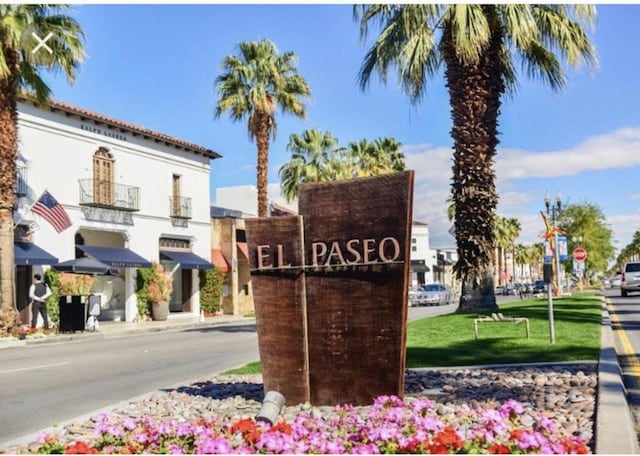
[26,396,589,454]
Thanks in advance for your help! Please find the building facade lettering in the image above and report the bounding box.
[80,123,128,142]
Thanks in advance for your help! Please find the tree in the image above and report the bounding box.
[278,128,342,202]
[0,5,85,332]
[215,39,311,217]
[355,4,596,312]
[278,130,405,202]
[346,137,405,177]
[557,202,615,279]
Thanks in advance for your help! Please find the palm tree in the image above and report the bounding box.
[0,5,85,332]
[278,128,341,202]
[215,39,311,217]
[506,217,522,282]
[279,132,405,201]
[355,5,596,312]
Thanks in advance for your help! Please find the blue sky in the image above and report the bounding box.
[39,4,640,252]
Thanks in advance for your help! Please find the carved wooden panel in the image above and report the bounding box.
[245,216,309,404]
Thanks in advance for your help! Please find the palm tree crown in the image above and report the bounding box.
[215,39,311,217]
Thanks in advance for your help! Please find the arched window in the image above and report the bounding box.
[93,147,114,206]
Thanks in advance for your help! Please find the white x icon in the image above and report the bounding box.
[31,32,53,55]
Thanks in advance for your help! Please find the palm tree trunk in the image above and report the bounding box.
[442,9,504,313]
[254,111,271,217]
[0,46,20,332]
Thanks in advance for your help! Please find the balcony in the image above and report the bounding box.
[15,165,28,196]
[78,179,140,212]
[169,196,192,219]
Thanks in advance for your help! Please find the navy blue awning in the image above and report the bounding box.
[160,250,214,270]
[77,245,151,268]
[15,242,59,266]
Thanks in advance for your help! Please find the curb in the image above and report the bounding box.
[0,317,256,349]
[596,300,639,454]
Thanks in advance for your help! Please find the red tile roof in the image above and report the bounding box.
[19,94,221,160]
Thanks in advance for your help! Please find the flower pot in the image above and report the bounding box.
[151,301,169,321]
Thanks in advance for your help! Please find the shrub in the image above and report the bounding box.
[199,267,225,314]
[44,269,61,324]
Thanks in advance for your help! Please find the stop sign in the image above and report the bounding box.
[573,247,587,261]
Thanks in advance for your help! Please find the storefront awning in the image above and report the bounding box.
[411,263,430,273]
[14,242,59,266]
[160,250,213,270]
[77,245,151,268]
[237,242,249,259]
[211,249,229,272]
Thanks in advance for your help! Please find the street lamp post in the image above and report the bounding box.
[544,192,562,344]
[545,192,563,296]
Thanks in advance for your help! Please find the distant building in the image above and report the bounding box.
[210,206,253,316]
[409,221,436,287]
[215,185,296,217]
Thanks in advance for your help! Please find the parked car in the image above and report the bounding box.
[409,283,453,306]
[611,273,622,288]
[532,280,548,294]
[502,284,517,296]
[621,263,640,297]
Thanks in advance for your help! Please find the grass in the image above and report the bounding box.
[223,293,602,374]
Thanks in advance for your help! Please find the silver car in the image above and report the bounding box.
[621,262,640,297]
[409,283,452,306]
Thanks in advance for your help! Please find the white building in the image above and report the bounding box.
[13,95,219,323]
[215,184,296,217]
[409,221,437,287]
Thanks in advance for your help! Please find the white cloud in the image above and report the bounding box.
[496,127,640,179]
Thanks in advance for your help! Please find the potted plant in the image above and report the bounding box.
[146,262,173,321]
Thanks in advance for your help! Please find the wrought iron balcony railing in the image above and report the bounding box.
[78,179,140,212]
[15,165,28,196]
[169,196,192,219]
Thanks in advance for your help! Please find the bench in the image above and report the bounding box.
[474,312,530,340]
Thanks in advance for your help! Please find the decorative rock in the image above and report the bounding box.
[3,364,598,453]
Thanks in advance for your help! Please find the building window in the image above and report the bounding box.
[93,147,114,206]
[411,238,416,244]
[159,237,190,249]
[412,246,417,252]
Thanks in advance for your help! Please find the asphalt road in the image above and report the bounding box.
[0,295,515,445]
[0,323,259,444]
[606,288,640,420]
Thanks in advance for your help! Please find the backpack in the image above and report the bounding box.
[34,282,47,298]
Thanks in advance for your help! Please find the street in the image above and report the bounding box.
[0,324,259,444]
[1,296,515,445]
[606,287,640,442]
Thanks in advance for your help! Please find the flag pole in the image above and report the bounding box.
[12,188,46,229]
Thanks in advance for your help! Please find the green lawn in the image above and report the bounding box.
[406,293,601,367]
[224,293,602,374]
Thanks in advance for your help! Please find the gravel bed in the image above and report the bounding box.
[7,363,598,453]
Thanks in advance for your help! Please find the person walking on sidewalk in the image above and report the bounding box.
[29,274,51,330]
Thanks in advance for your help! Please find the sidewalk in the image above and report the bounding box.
[0,313,255,348]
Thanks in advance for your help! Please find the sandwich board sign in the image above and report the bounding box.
[245,171,414,406]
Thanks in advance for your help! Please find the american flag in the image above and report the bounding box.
[32,190,72,233]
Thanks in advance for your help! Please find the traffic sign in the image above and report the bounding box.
[573,247,587,261]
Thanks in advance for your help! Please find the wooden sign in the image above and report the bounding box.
[246,171,414,406]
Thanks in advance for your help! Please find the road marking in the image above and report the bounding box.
[608,300,640,379]
[0,361,71,375]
